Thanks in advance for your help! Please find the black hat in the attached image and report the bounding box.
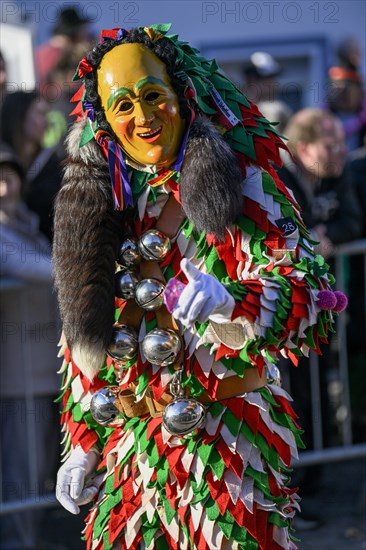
[244,52,281,79]
[53,7,90,37]
[0,143,24,179]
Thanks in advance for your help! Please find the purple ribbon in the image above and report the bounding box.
[83,101,95,122]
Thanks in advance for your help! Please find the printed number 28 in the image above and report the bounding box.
[283,221,295,233]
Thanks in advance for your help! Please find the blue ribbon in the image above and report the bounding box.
[117,28,128,41]
[171,109,194,172]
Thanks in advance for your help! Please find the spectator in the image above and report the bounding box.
[243,51,282,103]
[0,142,60,549]
[337,37,362,72]
[347,140,366,441]
[0,90,64,242]
[277,108,362,527]
[0,50,7,107]
[279,108,362,256]
[327,38,366,151]
[257,99,293,136]
[35,6,93,91]
[243,51,293,135]
[42,42,92,150]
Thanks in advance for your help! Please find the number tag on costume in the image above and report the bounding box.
[275,217,297,236]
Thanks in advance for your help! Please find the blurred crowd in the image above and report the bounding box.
[0,6,365,549]
[0,7,96,550]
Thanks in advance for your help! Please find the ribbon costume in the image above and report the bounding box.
[54,25,343,550]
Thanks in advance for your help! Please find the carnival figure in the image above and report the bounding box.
[54,25,345,550]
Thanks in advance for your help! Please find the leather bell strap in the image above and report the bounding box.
[116,261,183,418]
[143,193,185,361]
[114,195,269,419]
[115,194,186,416]
[116,275,183,417]
[153,192,186,240]
[116,368,268,418]
[117,191,186,330]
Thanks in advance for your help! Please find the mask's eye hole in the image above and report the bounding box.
[119,101,133,112]
[145,92,160,102]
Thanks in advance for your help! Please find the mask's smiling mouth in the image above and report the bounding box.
[137,126,163,143]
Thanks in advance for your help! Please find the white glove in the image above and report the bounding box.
[56,445,101,514]
[172,258,235,328]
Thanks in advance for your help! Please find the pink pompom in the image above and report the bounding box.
[317,290,337,310]
[333,290,348,313]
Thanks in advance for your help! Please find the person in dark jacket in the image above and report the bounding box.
[35,6,93,91]
[347,142,366,442]
[0,90,64,242]
[277,108,362,528]
[279,108,362,256]
[347,142,366,350]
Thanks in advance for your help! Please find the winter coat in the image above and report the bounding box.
[0,204,60,397]
[277,153,362,245]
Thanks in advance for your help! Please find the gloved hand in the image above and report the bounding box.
[172,258,235,328]
[56,445,101,514]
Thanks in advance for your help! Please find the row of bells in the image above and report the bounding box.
[115,229,170,308]
[110,230,180,367]
[118,229,171,266]
[90,230,208,435]
[107,324,181,367]
[90,385,207,436]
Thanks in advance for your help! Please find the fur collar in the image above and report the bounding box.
[53,116,244,380]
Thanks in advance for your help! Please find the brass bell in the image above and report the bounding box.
[107,324,138,363]
[162,397,207,436]
[117,237,142,267]
[115,270,139,300]
[90,386,125,427]
[141,328,181,367]
[135,278,165,310]
[138,230,171,261]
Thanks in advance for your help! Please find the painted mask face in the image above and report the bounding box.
[97,43,185,169]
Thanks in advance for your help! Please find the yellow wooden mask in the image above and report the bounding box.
[97,43,185,169]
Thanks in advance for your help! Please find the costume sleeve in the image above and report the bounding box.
[181,167,337,371]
